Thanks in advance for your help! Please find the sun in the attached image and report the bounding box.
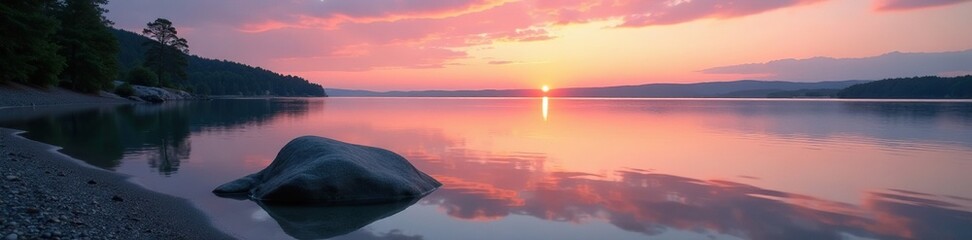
[542,85,550,93]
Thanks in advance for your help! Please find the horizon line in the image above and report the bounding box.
[324,78,876,92]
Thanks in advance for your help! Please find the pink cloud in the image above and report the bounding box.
[107,0,961,76]
[530,0,826,27]
[108,0,833,73]
[235,0,516,33]
[249,0,826,72]
[873,0,971,11]
[270,44,468,72]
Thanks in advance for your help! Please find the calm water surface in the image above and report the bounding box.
[2,98,971,240]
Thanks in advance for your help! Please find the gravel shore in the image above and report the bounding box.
[0,84,131,109]
[0,129,233,240]
[1,85,232,239]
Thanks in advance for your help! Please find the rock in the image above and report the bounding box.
[5,175,19,181]
[111,195,123,202]
[129,84,193,103]
[4,233,17,240]
[213,136,441,204]
[126,96,146,102]
[86,180,96,185]
[141,95,165,104]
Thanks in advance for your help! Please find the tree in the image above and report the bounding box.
[114,82,134,97]
[126,66,158,86]
[0,0,65,86]
[55,0,119,93]
[113,28,327,97]
[142,18,188,88]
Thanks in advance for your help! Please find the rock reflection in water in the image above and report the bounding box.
[258,199,421,240]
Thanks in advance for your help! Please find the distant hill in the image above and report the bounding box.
[112,29,326,96]
[327,80,868,98]
[767,89,842,98]
[838,75,972,99]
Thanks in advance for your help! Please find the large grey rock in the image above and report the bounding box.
[213,136,441,204]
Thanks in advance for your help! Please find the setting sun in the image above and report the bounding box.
[542,85,550,93]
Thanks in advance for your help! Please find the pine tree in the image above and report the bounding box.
[142,18,189,88]
[0,0,65,86]
[55,0,119,93]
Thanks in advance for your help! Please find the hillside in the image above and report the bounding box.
[837,75,972,99]
[112,29,326,96]
[328,80,868,98]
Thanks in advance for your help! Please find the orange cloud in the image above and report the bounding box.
[107,0,972,85]
[112,0,839,73]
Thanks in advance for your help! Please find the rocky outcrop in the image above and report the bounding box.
[129,85,193,103]
[213,136,441,204]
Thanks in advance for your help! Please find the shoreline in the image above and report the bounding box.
[1,85,232,239]
[0,128,233,240]
[0,84,131,109]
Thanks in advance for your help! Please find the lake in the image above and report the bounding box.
[2,98,971,239]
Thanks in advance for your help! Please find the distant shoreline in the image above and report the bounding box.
[327,76,972,99]
[323,96,972,102]
[4,83,968,108]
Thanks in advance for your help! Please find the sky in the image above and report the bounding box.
[105,0,972,90]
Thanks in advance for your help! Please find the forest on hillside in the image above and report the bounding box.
[1,0,325,97]
[112,29,326,96]
[837,75,972,99]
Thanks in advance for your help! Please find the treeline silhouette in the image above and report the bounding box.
[1,1,325,96]
[838,75,972,99]
[113,29,327,96]
[1,0,118,93]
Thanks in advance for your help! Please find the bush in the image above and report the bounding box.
[115,82,135,97]
[127,67,158,87]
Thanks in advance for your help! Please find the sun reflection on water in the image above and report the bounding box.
[542,96,549,121]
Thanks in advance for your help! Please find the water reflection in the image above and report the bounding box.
[542,96,549,121]
[258,199,421,240]
[425,168,972,239]
[2,98,971,239]
[0,99,314,174]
